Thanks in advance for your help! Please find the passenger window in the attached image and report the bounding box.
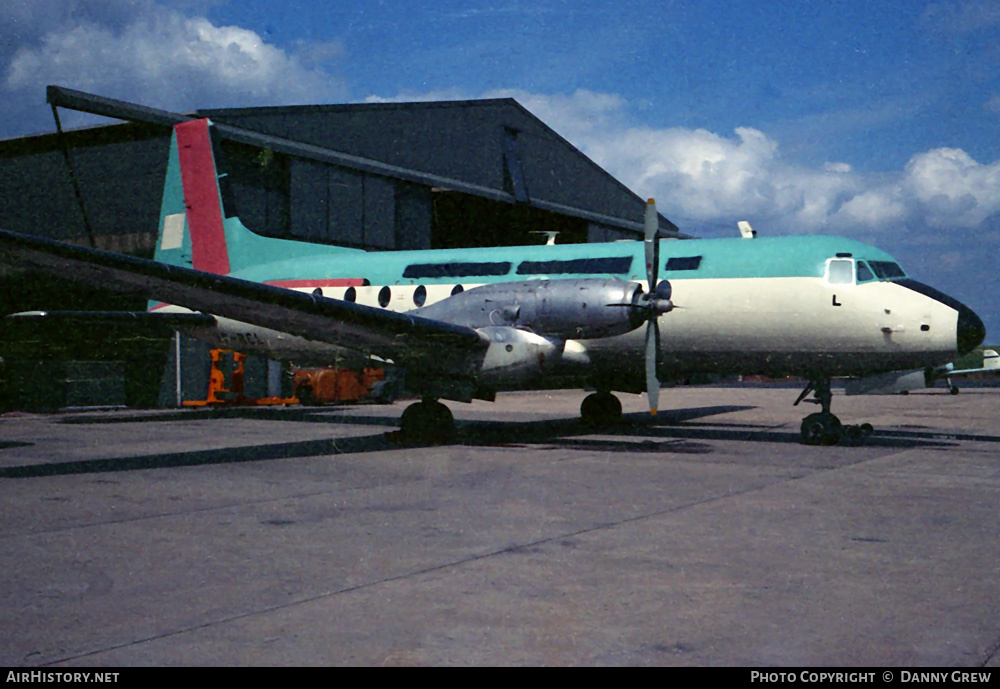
[413,285,427,307]
[827,259,854,284]
[856,262,874,283]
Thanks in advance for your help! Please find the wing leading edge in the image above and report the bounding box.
[0,228,487,377]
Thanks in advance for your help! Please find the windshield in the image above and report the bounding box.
[826,258,907,284]
[856,261,875,282]
[869,260,907,280]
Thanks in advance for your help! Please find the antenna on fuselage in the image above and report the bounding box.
[531,231,559,245]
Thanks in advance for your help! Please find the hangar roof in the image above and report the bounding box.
[0,87,679,240]
[199,98,678,235]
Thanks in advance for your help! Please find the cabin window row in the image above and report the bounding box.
[313,283,467,308]
[401,255,706,279]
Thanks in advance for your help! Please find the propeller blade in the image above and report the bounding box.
[644,198,659,291]
[644,199,663,415]
[646,318,660,414]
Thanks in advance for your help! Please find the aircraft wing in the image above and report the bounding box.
[0,229,487,375]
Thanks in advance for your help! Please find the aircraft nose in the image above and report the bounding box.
[899,279,985,356]
[957,303,986,356]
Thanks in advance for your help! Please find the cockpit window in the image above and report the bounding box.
[826,259,855,284]
[869,261,906,280]
[856,261,875,283]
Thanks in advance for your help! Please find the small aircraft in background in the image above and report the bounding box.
[0,119,987,444]
[937,349,1000,394]
[846,349,999,396]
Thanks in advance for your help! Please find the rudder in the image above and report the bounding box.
[154,119,230,274]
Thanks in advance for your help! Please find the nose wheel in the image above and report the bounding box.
[800,411,842,446]
[795,378,873,445]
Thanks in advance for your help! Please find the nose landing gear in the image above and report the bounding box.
[795,378,873,445]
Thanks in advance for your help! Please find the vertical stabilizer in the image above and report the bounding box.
[154,119,229,274]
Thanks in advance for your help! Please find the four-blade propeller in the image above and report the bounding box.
[640,199,673,414]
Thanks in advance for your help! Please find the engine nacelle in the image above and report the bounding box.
[414,278,647,340]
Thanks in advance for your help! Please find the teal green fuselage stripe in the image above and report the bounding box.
[227,225,903,286]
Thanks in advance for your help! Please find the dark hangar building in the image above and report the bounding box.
[0,87,680,408]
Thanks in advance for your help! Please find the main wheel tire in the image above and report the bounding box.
[580,392,623,428]
[801,412,842,446]
[400,400,455,442]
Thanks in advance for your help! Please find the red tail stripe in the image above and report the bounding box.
[175,120,231,275]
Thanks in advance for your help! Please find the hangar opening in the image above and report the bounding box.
[431,192,587,249]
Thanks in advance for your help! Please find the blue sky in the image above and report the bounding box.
[2,0,999,339]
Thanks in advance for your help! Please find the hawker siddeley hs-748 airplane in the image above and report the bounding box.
[0,119,987,444]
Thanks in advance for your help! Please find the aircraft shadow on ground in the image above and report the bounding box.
[0,441,32,450]
[3,406,742,478]
[56,406,360,425]
[0,435,394,479]
[458,411,963,451]
[4,403,986,479]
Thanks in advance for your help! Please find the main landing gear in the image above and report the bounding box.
[795,378,873,445]
[398,398,455,442]
[580,391,623,427]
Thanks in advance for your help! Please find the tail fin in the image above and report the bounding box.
[154,118,361,276]
[154,119,231,273]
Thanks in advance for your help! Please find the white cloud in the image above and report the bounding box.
[2,1,346,126]
[365,88,471,104]
[902,147,1000,228]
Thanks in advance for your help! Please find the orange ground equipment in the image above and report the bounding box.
[293,367,386,405]
[183,349,297,407]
